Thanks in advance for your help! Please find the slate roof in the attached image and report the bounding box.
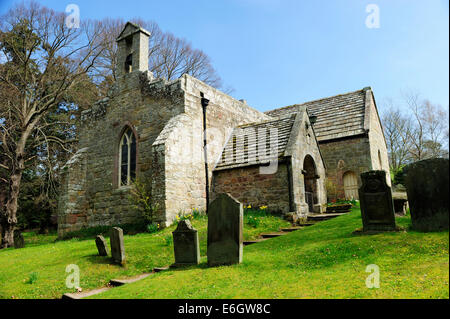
[265,88,368,142]
[214,114,297,171]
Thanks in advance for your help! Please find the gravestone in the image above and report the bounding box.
[392,192,408,216]
[95,235,108,256]
[358,170,396,232]
[110,227,125,264]
[172,220,200,266]
[13,230,25,249]
[207,193,243,267]
[404,158,449,232]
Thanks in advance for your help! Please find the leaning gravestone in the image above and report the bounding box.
[404,158,449,232]
[13,230,25,249]
[110,227,125,264]
[207,193,243,267]
[172,219,200,266]
[358,170,396,232]
[95,235,108,256]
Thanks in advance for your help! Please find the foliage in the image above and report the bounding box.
[391,166,406,186]
[244,205,269,228]
[174,208,205,224]
[129,178,158,228]
[146,223,159,234]
[26,272,38,285]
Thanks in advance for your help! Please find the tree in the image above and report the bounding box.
[0,2,104,248]
[381,91,449,180]
[381,99,413,171]
[403,90,449,161]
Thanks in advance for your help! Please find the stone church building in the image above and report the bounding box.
[57,23,390,236]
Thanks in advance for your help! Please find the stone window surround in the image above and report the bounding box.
[113,122,140,189]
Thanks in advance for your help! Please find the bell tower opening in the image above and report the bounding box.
[116,22,150,77]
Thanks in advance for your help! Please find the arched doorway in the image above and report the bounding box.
[303,155,318,212]
[343,171,359,200]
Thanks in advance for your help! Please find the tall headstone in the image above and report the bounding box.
[110,227,125,264]
[172,220,200,266]
[359,170,396,232]
[404,158,449,232]
[13,230,25,249]
[95,235,108,256]
[207,193,243,267]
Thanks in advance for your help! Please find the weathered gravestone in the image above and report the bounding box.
[110,227,125,264]
[172,220,200,266]
[95,235,108,256]
[359,170,396,232]
[404,158,449,232]
[13,230,25,249]
[207,193,243,267]
[392,192,408,216]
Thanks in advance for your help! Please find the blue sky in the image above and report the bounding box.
[1,0,448,113]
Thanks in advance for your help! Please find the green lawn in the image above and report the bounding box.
[0,207,448,299]
[0,211,290,299]
[92,207,449,299]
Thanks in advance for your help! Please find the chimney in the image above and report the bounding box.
[116,22,150,77]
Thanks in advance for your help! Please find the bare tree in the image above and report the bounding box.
[381,99,413,171]
[0,2,105,248]
[403,90,449,161]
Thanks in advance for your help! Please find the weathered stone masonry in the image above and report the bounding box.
[57,22,390,236]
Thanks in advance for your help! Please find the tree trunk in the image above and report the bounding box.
[1,171,22,249]
[1,220,15,248]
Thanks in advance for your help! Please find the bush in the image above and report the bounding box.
[129,178,159,231]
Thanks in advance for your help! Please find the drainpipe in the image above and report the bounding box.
[201,92,210,214]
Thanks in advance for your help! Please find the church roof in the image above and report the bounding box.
[214,114,297,171]
[265,88,368,142]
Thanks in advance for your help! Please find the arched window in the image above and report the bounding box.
[119,127,137,187]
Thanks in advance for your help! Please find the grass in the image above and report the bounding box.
[0,210,290,299]
[90,205,449,299]
[0,206,448,299]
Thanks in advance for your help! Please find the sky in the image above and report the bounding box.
[0,0,448,114]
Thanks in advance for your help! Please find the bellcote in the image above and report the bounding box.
[116,22,150,77]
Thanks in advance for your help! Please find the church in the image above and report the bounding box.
[57,22,390,237]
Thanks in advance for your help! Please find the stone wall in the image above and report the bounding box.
[212,109,327,217]
[155,74,271,225]
[319,136,372,200]
[212,163,291,214]
[365,89,391,184]
[58,71,186,236]
[287,108,327,215]
[58,71,271,235]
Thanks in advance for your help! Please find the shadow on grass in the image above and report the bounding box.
[83,254,116,265]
